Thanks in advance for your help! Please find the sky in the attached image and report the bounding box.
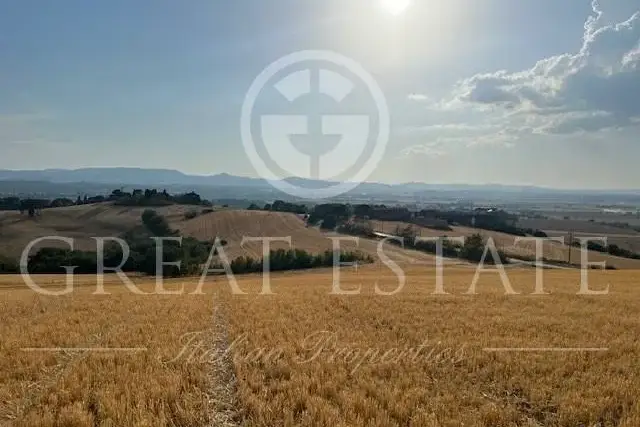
[1,0,640,189]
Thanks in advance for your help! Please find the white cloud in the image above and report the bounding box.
[407,93,430,102]
[457,1,640,132]
[410,1,640,138]
[399,141,447,158]
[400,123,501,135]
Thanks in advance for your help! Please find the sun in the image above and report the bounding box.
[378,0,413,16]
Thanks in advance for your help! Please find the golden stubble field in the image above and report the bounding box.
[1,265,640,426]
[0,276,213,427]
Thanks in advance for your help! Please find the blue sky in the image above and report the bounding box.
[1,0,640,189]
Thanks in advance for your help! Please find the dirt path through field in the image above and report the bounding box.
[207,292,241,427]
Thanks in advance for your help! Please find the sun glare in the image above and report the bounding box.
[378,0,413,16]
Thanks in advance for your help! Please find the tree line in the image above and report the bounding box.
[391,224,511,264]
[571,239,640,260]
[225,249,373,275]
[260,200,547,237]
[0,189,211,218]
[336,220,510,264]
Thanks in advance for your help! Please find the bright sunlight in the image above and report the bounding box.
[378,0,413,16]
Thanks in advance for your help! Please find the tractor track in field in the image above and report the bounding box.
[207,292,242,427]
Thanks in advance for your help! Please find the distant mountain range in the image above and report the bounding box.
[0,168,638,203]
[0,168,264,188]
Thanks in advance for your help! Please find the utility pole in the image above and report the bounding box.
[567,230,574,265]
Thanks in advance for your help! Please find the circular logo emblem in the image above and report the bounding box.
[241,50,390,199]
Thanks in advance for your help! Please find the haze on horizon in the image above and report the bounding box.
[2,0,640,190]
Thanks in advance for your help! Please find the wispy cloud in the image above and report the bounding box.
[407,93,430,102]
[399,141,448,159]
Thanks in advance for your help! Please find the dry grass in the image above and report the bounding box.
[2,265,640,426]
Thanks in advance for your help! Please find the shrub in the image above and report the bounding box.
[338,221,375,238]
[394,225,418,242]
[459,234,510,265]
[533,230,548,238]
[184,210,198,220]
[0,255,19,274]
[320,216,338,230]
[228,249,373,274]
[142,209,175,237]
[413,239,461,258]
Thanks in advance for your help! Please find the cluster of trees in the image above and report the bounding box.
[263,200,308,214]
[520,228,548,238]
[110,189,210,207]
[249,200,548,238]
[337,221,376,238]
[417,209,526,236]
[391,225,510,265]
[10,210,218,276]
[353,205,412,222]
[571,240,640,260]
[308,204,352,230]
[0,255,19,273]
[0,189,211,218]
[227,249,373,274]
[0,196,76,217]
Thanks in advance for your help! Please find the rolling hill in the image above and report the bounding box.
[0,205,442,266]
[176,209,447,265]
[0,203,196,258]
[4,203,638,269]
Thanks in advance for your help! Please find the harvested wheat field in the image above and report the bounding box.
[2,265,640,426]
[177,209,336,259]
[177,210,447,264]
[0,275,217,427]
[222,265,640,426]
[371,220,640,269]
